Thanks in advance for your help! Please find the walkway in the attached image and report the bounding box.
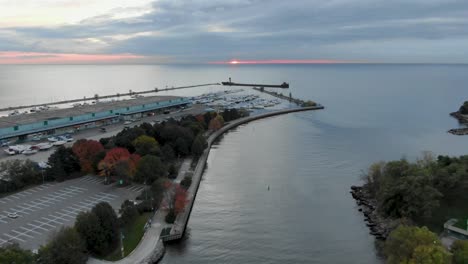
[87,158,192,264]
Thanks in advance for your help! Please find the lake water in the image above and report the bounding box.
[1,64,468,263]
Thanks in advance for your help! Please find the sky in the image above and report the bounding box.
[0,0,467,64]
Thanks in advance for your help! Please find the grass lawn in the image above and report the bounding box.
[454,218,468,230]
[104,212,152,261]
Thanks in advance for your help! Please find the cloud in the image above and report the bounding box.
[1,0,468,63]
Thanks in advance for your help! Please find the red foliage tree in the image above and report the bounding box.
[98,147,140,179]
[174,185,188,214]
[72,139,104,173]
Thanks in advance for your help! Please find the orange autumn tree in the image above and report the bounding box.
[72,139,104,174]
[174,184,189,214]
[208,114,224,130]
[98,147,140,183]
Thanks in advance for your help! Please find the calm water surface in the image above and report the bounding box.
[1,64,467,263]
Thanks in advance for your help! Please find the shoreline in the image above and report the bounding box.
[448,111,468,135]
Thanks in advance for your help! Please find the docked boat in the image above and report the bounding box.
[23,149,38,155]
[48,137,59,142]
[36,142,53,151]
[52,140,67,146]
[4,148,16,155]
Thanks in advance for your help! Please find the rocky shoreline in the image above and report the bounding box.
[448,111,468,135]
[450,111,468,124]
[350,185,392,240]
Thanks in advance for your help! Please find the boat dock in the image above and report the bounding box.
[0,83,219,112]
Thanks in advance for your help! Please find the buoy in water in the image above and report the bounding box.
[267,185,270,191]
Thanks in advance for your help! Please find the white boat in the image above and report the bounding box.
[48,137,59,142]
[36,143,53,151]
[23,149,38,155]
[52,140,67,146]
[4,148,16,155]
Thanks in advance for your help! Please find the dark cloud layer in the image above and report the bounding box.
[2,0,468,63]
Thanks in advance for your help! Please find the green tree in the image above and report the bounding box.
[132,135,160,156]
[119,200,139,227]
[135,155,167,184]
[0,243,34,264]
[91,202,119,255]
[75,211,103,255]
[38,227,87,264]
[180,175,192,190]
[161,144,175,161]
[0,159,41,192]
[452,240,468,264]
[410,244,452,264]
[191,133,207,157]
[46,146,80,181]
[384,225,449,264]
[168,163,177,179]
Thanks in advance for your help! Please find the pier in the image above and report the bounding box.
[221,80,289,88]
[0,83,219,112]
[253,87,318,107]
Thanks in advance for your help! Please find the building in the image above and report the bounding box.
[0,95,190,140]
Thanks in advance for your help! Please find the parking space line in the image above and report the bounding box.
[3,233,25,242]
[20,226,41,235]
[11,230,33,238]
[41,217,64,225]
[32,220,55,229]
[27,223,49,232]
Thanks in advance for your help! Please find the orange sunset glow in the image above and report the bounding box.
[210,59,359,65]
[0,51,144,64]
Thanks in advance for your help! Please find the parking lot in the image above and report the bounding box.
[0,176,144,250]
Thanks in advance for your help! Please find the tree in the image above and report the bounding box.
[132,135,160,156]
[0,159,41,193]
[452,240,468,264]
[151,178,167,206]
[91,202,119,255]
[0,243,34,264]
[98,148,140,183]
[135,155,167,184]
[410,244,452,264]
[75,211,103,255]
[180,175,192,190]
[191,133,207,157]
[384,225,449,264]
[119,200,139,227]
[161,144,175,161]
[46,146,80,181]
[168,163,178,179]
[37,227,87,264]
[208,114,224,130]
[175,137,189,156]
[114,127,146,152]
[174,184,188,214]
[72,139,104,174]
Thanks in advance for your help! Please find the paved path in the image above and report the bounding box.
[87,158,192,264]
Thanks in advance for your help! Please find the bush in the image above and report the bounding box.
[180,175,192,190]
[165,209,176,224]
[168,163,178,179]
[0,243,34,263]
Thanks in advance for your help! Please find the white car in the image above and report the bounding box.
[7,212,18,218]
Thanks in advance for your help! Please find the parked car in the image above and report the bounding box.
[7,212,18,218]
[100,127,107,132]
